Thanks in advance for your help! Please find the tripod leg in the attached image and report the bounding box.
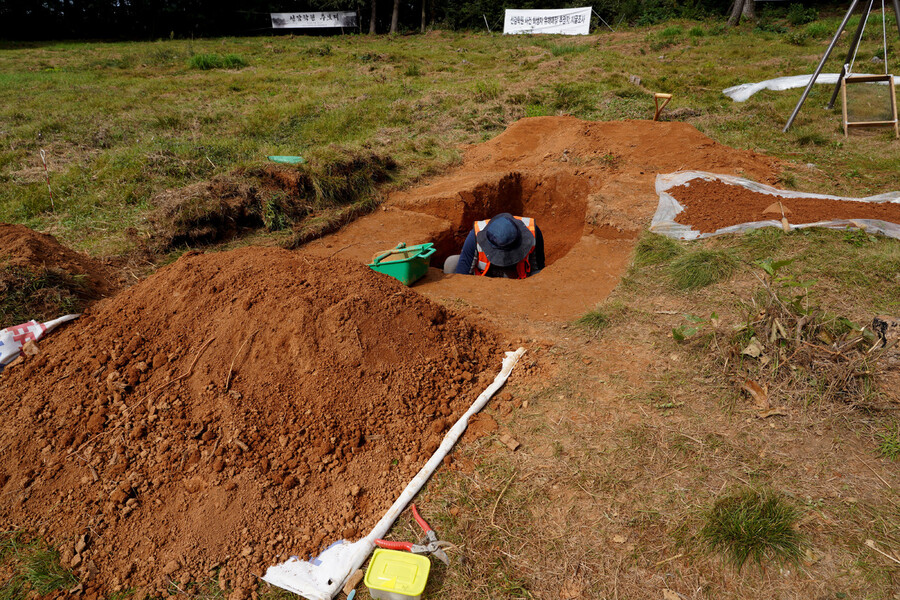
[893,0,900,39]
[827,3,868,109]
[784,0,863,132]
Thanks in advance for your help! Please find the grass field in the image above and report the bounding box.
[2,12,899,256]
[2,9,900,600]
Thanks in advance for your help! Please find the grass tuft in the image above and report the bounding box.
[22,547,78,594]
[633,233,683,267]
[0,533,78,599]
[669,249,736,290]
[700,488,804,570]
[189,53,247,70]
[877,424,900,460]
[575,308,609,333]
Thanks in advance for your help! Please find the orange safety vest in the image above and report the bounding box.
[473,216,536,279]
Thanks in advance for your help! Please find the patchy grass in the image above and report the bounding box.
[0,265,87,328]
[700,488,804,571]
[669,248,737,290]
[0,532,77,600]
[188,53,247,70]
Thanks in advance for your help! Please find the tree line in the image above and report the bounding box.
[0,0,828,40]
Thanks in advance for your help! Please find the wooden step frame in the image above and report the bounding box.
[841,74,900,138]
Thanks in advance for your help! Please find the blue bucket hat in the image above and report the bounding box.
[475,213,535,268]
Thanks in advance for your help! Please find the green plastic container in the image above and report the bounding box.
[368,243,436,286]
[267,155,306,165]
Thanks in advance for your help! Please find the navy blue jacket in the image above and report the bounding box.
[454,226,545,277]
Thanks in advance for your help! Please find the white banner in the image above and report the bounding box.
[503,7,591,35]
[270,12,357,29]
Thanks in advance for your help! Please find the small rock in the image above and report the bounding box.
[282,475,299,490]
[162,560,180,576]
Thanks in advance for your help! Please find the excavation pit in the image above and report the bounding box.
[300,117,781,323]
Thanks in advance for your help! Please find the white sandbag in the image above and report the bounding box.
[650,171,900,240]
[0,314,79,373]
[262,347,527,600]
[723,73,900,102]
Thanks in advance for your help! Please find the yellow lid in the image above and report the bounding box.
[364,549,431,597]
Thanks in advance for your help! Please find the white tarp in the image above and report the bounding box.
[262,347,527,600]
[270,12,357,29]
[651,171,900,240]
[503,7,591,35]
[723,73,900,102]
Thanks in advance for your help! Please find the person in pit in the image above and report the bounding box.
[443,212,545,278]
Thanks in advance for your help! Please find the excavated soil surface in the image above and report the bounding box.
[670,179,900,234]
[301,117,781,321]
[0,247,500,597]
[0,223,117,296]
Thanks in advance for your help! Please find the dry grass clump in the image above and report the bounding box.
[728,259,892,409]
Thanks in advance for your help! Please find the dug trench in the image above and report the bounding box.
[301,117,780,324]
[0,117,786,598]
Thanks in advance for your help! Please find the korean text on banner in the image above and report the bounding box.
[503,7,591,35]
[271,12,357,29]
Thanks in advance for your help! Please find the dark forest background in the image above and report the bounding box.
[0,0,838,41]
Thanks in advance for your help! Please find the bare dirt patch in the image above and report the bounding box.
[670,178,900,234]
[0,246,502,598]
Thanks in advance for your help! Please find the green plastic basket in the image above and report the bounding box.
[368,242,436,286]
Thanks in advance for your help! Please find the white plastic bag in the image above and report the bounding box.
[651,171,900,240]
[0,314,79,373]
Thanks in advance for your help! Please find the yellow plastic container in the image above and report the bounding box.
[364,549,431,600]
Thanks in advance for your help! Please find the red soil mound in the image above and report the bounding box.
[670,179,900,234]
[0,223,116,296]
[0,247,500,597]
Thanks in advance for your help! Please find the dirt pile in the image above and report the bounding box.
[0,224,117,327]
[0,247,500,597]
[670,179,900,234]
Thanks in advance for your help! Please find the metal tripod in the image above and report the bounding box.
[783,0,900,132]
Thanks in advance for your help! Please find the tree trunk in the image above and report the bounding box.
[741,0,756,20]
[390,0,399,33]
[369,0,376,34]
[420,0,426,33]
[727,0,745,27]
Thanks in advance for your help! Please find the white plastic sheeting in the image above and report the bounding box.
[723,73,900,102]
[262,347,527,600]
[650,171,900,240]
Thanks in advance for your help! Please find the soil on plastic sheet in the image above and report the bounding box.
[299,117,781,322]
[0,246,501,597]
[0,223,117,296]
[670,178,900,234]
